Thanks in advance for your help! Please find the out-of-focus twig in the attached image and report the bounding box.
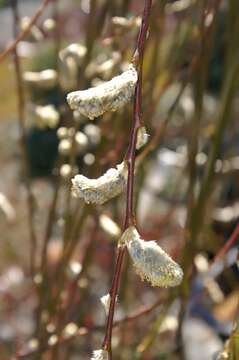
[211,222,239,265]
[10,0,37,277]
[0,0,51,62]
[16,295,165,359]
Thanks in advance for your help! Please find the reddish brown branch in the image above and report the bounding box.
[211,222,239,265]
[124,0,152,228]
[102,1,152,357]
[113,296,164,327]
[0,0,51,63]
[16,296,164,359]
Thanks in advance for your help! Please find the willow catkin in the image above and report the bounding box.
[85,52,121,79]
[91,350,109,360]
[72,162,127,205]
[0,192,16,222]
[136,126,149,150]
[99,214,121,238]
[57,127,68,139]
[111,16,141,29]
[58,139,72,156]
[42,18,56,32]
[121,226,183,287]
[63,322,78,339]
[59,43,87,64]
[34,105,60,129]
[23,69,58,89]
[100,293,111,315]
[66,65,137,120]
[75,131,88,153]
[20,16,43,41]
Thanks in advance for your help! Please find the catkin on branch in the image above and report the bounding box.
[34,104,59,128]
[67,65,137,119]
[91,349,109,360]
[72,162,127,205]
[59,43,86,64]
[121,226,183,287]
[100,293,111,315]
[136,126,149,150]
[23,69,58,88]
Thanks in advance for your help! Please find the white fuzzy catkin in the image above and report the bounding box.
[66,65,138,119]
[100,293,111,315]
[72,162,127,205]
[20,16,43,41]
[42,18,56,32]
[73,110,87,124]
[59,57,78,90]
[99,214,121,238]
[59,43,87,64]
[0,192,16,221]
[34,105,60,129]
[112,16,141,29]
[23,70,58,89]
[84,124,101,145]
[28,338,39,351]
[85,52,121,79]
[60,164,78,180]
[57,127,68,140]
[136,126,149,150]
[91,350,109,360]
[84,153,95,166]
[75,131,88,153]
[58,139,72,156]
[63,322,78,338]
[121,226,183,287]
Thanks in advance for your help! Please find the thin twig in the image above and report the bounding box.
[211,221,239,265]
[102,1,152,357]
[15,295,164,359]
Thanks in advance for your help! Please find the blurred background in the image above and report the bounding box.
[0,0,238,359]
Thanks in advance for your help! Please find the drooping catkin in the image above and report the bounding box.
[66,65,137,119]
[91,349,109,360]
[120,226,183,287]
[72,162,127,205]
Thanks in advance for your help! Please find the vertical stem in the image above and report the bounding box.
[102,1,152,357]
[124,0,152,228]
[11,0,37,277]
